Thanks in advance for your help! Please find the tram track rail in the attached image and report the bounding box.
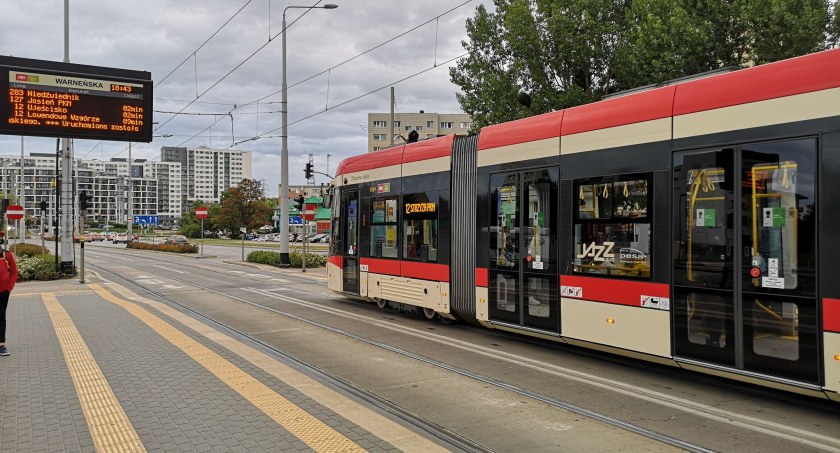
[89,260,488,453]
[84,248,840,452]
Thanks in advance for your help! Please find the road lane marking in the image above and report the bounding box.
[152,265,186,274]
[42,293,146,453]
[89,284,367,453]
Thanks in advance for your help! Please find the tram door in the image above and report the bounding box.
[488,168,559,331]
[673,139,819,383]
[341,189,360,294]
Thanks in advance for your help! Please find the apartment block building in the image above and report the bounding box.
[161,146,252,212]
[367,111,473,153]
[0,153,161,230]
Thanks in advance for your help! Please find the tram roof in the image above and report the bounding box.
[336,135,456,176]
[335,48,840,175]
[478,47,840,151]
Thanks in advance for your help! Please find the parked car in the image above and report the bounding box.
[112,233,130,244]
[165,235,190,245]
[309,233,326,243]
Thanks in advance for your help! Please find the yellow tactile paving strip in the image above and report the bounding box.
[42,293,147,453]
[88,284,366,453]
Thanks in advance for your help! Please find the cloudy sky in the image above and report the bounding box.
[0,0,492,195]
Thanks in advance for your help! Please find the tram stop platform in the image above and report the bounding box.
[0,277,447,452]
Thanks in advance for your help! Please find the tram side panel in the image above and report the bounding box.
[358,141,455,314]
[670,50,840,388]
[363,177,452,314]
[821,128,840,397]
[559,140,674,359]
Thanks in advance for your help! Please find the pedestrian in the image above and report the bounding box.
[0,232,19,356]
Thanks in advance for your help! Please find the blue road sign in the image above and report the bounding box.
[133,215,160,225]
[289,216,303,225]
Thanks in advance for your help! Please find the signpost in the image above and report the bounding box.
[196,207,208,257]
[240,227,246,261]
[5,204,24,248]
[133,215,159,225]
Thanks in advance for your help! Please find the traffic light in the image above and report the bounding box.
[304,162,313,180]
[294,195,305,212]
[39,200,47,212]
[79,190,93,211]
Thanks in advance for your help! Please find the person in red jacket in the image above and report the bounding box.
[0,232,19,356]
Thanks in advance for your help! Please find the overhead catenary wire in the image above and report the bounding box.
[131,1,473,162]
[155,1,473,153]
[231,53,468,147]
[153,0,326,134]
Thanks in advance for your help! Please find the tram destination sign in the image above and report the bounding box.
[0,56,152,142]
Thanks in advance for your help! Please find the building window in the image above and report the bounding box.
[405,126,412,131]
[393,121,400,128]
[373,147,384,151]
[426,121,434,128]
[373,134,387,141]
[440,122,453,129]
[573,174,652,278]
[460,122,471,129]
[415,126,423,131]
[403,193,439,262]
[370,197,399,259]
[372,120,387,128]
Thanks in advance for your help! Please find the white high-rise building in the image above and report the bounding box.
[161,146,252,213]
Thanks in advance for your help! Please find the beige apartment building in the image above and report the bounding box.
[367,111,473,153]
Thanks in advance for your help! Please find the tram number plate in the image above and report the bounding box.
[641,295,670,310]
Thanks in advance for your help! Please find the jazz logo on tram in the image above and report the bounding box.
[576,241,648,265]
[577,241,615,262]
[405,202,436,214]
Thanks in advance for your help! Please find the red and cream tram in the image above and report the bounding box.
[327,48,840,400]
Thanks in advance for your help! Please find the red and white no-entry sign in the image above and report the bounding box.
[195,207,208,219]
[5,205,24,220]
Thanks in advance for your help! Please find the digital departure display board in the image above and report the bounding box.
[0,56,152,142]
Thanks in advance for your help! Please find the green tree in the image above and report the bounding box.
[217,179,272,238]
[451,0,837,127]
[179,200,211,239]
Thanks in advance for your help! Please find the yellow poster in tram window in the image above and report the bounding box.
[423,220,431,244]
[386,226,396,241]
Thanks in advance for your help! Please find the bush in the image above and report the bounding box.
[127,242,198,254]
[10,243,50,257]
[16,254,62,281]
[246,250,326,268]
[246,250,282,266]
[290,251,327,268]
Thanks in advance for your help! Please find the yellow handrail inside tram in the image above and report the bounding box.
[687,168,725,281]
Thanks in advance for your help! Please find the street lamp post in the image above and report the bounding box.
[280,3,337,265]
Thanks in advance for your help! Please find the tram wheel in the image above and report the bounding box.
[422,307,437,320]
[375,298,388,309]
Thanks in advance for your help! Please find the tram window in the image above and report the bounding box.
[742,138,816,294]
[403,193,439,262]
[573,175,652,278]
[750,298,799,361]
[369,196,399,259]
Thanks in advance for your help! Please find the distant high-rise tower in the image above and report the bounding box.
[161,146,252,213]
